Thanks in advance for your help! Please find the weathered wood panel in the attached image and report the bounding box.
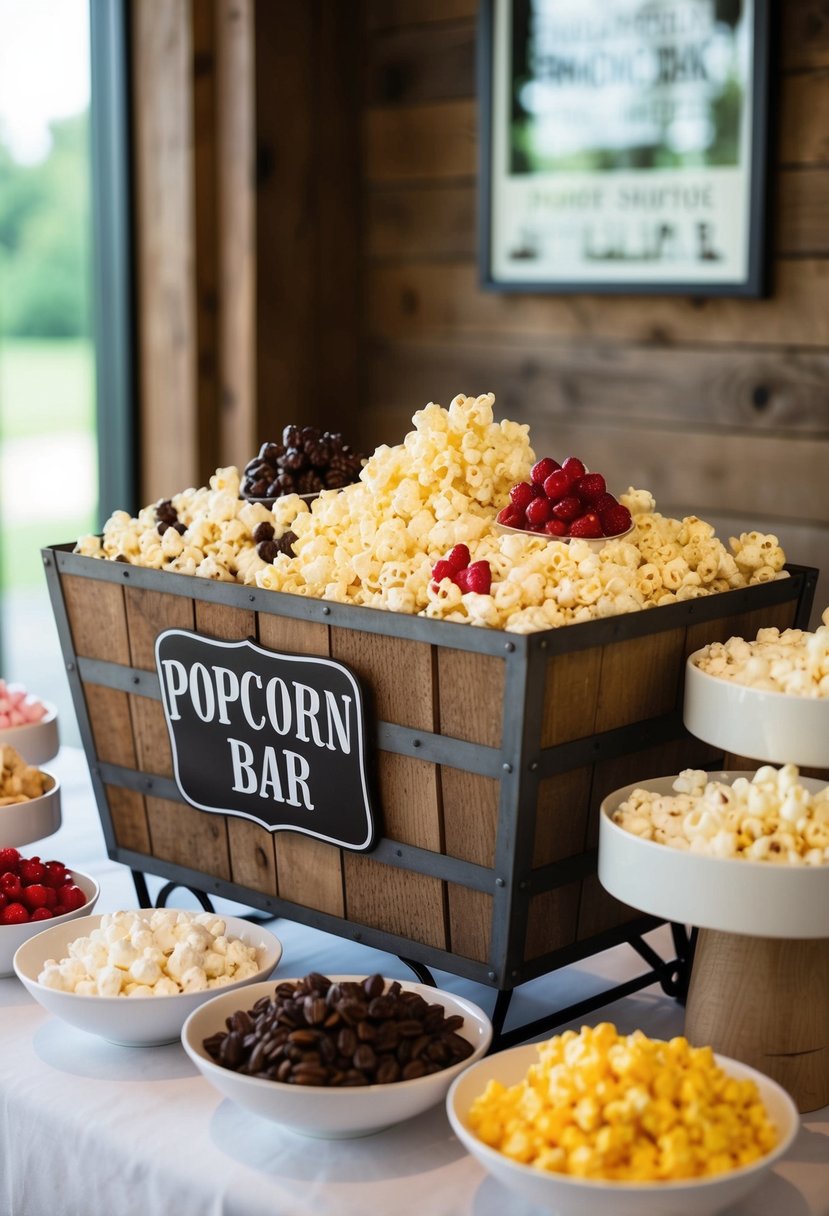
[365,19,475,105]
[132,1,200,501]
[145,795,231,879]
[782,0,829,69]
[367,170,829,261]
[367,260,829,348]
[365,0,477,30]
[364,338,829,436]
[106,785,151,854]
[62,576,130,663]
[216,0,256,470]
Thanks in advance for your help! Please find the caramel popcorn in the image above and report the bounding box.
[612,765,829,864]
[0,745,53,805]
[468,1023,777,1181]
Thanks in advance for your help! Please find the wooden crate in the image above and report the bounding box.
[44,545,819,988]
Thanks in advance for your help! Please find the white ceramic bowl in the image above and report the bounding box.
[684,654,829,768]
[0,867,99,977]
[0,770,61,848]
[598,773,829,938]
[0,701,59,765]
[494,521,634,551]
[447,1044,799,1216]
[181,975,492,1138]
[13,912,283,1046]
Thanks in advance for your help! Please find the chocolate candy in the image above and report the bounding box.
[241,428,365,501]
[203,973,474,1086]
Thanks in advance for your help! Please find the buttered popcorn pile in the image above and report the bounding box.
[692,607,829,698]
[467,1023,777,1180]
[76,394,788,633]
[37,909,261,997]
[75,471,305,584]
[613,765,829,864]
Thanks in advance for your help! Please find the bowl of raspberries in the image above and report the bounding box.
[496,457,633,548]
[0,848,99,976]
[241,426,366,504]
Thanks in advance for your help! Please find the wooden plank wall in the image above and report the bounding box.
[360,0,829,623]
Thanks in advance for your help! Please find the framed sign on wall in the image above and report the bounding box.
[479,0,771,296]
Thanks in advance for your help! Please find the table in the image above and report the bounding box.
[2,750,827,1216]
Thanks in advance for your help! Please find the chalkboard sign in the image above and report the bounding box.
[155,629,375,851]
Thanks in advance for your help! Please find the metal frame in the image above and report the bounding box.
[42,545,818,1028]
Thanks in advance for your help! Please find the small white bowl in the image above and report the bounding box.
[181,975,492,1138]
[684,654,829,768]
[0,867,99,978]
[13,912,283,1046]
[494,521,634,552]
[0,701,59,765]
[447,1044,798,1216]
[598,773,829,938]
[0,770,61,848]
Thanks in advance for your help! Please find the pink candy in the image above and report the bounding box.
[0,680,48,729]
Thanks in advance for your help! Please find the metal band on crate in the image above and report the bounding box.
[76,656,506,776]
[111,843,502,986]
[47,545,815,655]
[95,760,496,891]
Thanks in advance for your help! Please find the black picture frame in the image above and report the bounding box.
[478,0,771,297]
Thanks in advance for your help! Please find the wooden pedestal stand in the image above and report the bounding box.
[599,768,829,1113]
[686,931,829,1113]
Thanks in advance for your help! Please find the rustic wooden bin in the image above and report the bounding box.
[44,545,818,992]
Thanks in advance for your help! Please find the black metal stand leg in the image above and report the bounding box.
[398,957,438,986]
[155,882,215,912]
[490,988,514,1045]
[131,869,152,908]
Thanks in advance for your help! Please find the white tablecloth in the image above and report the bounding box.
[2,750,827,1216]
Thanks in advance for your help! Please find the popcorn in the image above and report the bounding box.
[37,909,262,995]
[468,1023,777,1180]
[693,607,829,698]
[0,745,52,806]
[74,393,789,634]
[612,765,829,864]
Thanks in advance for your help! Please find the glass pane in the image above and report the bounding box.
[0,0,95,745]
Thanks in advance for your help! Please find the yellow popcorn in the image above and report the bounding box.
[468,1024,777,1181]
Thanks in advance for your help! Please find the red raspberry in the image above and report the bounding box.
[551,495,581,521]
[530,457,560,485]
[464,561,492,595]
[561,456,586,481]
[593,492,618,514]
[30,908,53,922]
[52,905,67,917]
[42,886,57,909]
[573,473,606,503]
[600,504,633,537]
[496,504,524,529]
[445,544,470,572]
[544,518,568,537]
[542,469,571,500]
[18,856,46,884]
[525,496,552,527]
[0,873,22,899]
[43,861,69,890]
[431,559,455,585]
[0,892,6,911]
[21,883,50,910]
[569,512,603,538]
[58,884,88,912]
[0,848,21,873]
[508,482,535,512]
[0,902,30,926]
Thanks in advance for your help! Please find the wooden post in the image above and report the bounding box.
[686,929,829,1113]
